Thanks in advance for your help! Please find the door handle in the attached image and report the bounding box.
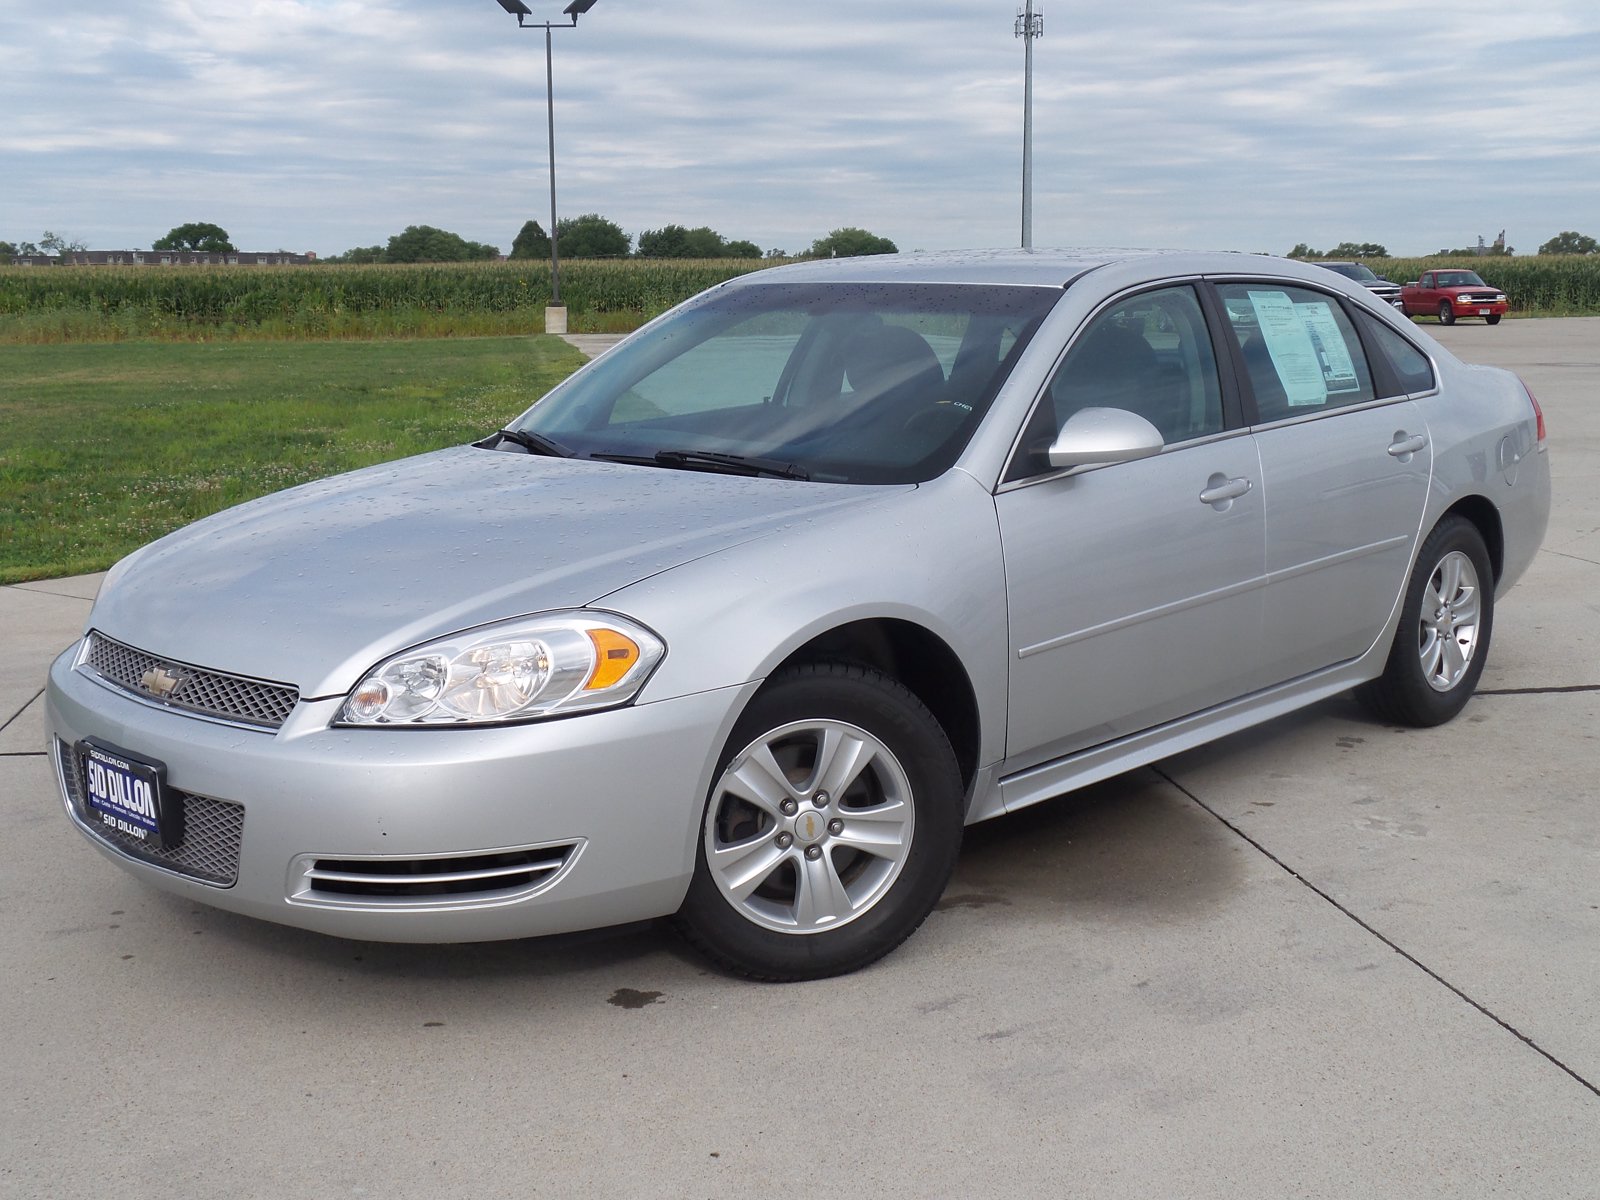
[1388,432,1427,458]
[1198,475,1252,506]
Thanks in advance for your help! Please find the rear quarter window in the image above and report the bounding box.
[1357,314,1437,396]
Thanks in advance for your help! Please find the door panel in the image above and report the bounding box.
[1210,280,1433,682]
[1254,402,1432,679]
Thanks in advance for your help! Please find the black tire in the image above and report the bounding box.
[1486,314,1502,326]
[676,662,963,981]
[1438,300,1456,326]
[1357,516,1494,727]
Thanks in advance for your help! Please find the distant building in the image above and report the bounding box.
[7,250,317,267]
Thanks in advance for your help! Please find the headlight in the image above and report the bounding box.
[338,611,664,726]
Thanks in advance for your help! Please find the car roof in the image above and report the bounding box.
[731,247,1286,289]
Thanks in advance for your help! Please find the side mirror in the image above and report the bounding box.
[1047,406,1164,469]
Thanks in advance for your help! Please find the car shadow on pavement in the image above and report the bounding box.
[944,768,1251,925]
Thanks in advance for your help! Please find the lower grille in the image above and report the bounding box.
[56,739,244,886]
[295,845,579,905]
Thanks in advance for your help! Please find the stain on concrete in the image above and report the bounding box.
[935,893,1011,912]
[608,988,664,1010]
[916,994,972,1015]
[1359,817,1429,838]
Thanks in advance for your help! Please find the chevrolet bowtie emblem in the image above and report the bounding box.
[140,665,184,699]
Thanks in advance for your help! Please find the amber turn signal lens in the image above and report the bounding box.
[584,628,640,690]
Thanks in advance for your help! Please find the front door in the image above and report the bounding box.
[996,284,1270,768]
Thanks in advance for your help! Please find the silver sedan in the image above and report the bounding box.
[45,250,1550,979]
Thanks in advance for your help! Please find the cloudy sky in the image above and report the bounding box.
[4,0,1598,259]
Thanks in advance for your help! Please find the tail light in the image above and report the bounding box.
[1523,381,1546,447]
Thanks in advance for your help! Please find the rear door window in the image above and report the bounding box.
[1215,283,1377,421]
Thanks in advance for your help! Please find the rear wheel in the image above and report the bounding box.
[1357,516,1493,727]
[1438,301,1456,326]
[677,662,963,980]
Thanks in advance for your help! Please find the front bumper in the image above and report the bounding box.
[1449,296,1509,316]
[46,642,756,943]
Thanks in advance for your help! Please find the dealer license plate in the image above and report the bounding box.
[1478,308,1491,315]
[77,739,180,850]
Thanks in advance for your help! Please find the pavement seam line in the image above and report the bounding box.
[2,687,45,734]
[2,584,95,602]
[1476,683,1600,696]
[0,751,47,758]
[1544,549,1600,568]
[1154,765,1600,1101]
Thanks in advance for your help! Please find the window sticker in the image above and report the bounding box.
[1247,290,1326,407]
[1294,301,1360,395]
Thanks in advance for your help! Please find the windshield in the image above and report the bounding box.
[1436,271,1488,287]
[1319,262,1378,283]
[510,281,1060,484]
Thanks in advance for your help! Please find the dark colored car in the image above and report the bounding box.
[1314,261,1403,308]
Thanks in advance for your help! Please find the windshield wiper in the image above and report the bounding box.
[590,449,810,481]
[480,428,573,458]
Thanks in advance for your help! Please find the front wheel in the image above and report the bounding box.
[677,662,963,980]
[1486,314,1502,326]
[1357,516,1494,727]
[1438,301,1456,326]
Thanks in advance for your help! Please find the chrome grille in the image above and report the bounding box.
[296,845,579,904]
[81,631,299,729]
[57,739,244,886]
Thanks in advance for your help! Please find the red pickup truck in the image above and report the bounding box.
[1400,269,1509,325]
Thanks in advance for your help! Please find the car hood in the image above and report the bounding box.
[89,446,899,697]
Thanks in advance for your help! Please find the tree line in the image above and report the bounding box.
[60,222,1600,264]
[1287,231,1599,260]
[3,219,898,264]
[11,223,1600,265]
[321,218,897,264]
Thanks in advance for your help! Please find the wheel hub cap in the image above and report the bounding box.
[793,808,827,846]
[1418,550,1481,692]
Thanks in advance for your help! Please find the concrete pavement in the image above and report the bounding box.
[2,321,1596,1198]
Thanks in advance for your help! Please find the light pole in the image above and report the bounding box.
[493,0,598,334]
[1015,2,1042,250]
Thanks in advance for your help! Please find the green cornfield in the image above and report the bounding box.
[1369,256,1600,315]
[0,258,783,343]
[4,254,1599,344]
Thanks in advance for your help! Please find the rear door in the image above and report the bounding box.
[1214,281,1432,683]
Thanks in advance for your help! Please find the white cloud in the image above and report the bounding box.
[2,0,1598,257]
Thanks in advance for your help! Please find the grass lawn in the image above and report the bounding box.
[0,335,587,583]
